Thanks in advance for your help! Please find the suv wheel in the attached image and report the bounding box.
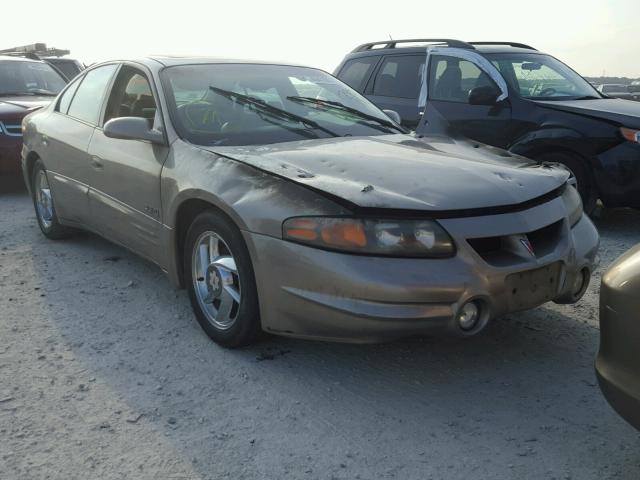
[184,210,261,348]
[537,152,597,214]
[31,159,73,239]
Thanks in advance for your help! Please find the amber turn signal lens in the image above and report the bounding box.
[284,218,319,241]
[620,127,640,143]
[320,221,367,248]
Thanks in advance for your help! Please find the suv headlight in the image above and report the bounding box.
[283,217,455,257]
[562,184,583,227]
[620,127,640,143]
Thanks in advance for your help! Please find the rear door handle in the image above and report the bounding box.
[90,156,104,170]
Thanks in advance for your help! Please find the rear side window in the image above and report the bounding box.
[373,55,425,99]
[429,55,497,103]
[337,57,379,92]
[67,64,118,125]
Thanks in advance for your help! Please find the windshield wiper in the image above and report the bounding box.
[574,95,601,100]
[0,90,57,97]
[208,87,338,138]
[286,96,406,133]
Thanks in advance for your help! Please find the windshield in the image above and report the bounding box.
[485,53,600,100]
[161,64,403,147]
[0,60,67,96]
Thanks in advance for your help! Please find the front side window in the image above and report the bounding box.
[104,66,156,124]
[0,60,66,96]
[429,55,498,103]
[162,64,403,147]
[337,57,379,92]
[67,64,118,125]
[487,53,600,100]
[373,55,425,99]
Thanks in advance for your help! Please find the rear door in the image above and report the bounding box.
[44,64,118,224]
[422,49,513,148]
[86,63,169,265]
[365,54,425,129]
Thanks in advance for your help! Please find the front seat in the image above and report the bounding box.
[434,61,463,101]
[130,94,156,121]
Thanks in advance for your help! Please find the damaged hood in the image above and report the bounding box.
[536,98,640,129]
[205,135,568,212]
[0,96,51,118]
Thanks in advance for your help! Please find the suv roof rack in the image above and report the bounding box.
[469,41,537,51]
[352,39,474,53]
[0,43,71,59]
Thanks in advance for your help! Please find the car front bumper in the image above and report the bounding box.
[596,141,640,208]
[596,245,640,430]
[0,137,22,176]
[244,196,599,343]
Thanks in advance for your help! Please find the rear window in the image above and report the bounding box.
[336,57,379,92]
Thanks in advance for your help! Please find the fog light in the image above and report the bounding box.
[457,301,480,331]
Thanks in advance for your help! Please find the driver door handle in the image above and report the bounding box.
[90,156,104,170]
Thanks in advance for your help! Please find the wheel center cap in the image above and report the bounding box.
[206,266,223,298]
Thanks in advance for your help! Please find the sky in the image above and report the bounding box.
[4,0,638,78]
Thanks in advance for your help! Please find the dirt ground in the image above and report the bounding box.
[1,184,639,480]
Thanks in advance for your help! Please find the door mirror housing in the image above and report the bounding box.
[468,85,502,106]
[382,109,402,125]
[103,117,166,145]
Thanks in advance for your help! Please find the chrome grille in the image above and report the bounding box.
[0,120,23,137]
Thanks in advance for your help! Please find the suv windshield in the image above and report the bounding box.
[486,53,600,100]
[0,60,67,96]
[162,64,403,146]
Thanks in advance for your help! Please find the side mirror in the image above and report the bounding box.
[382,109,402,125]
[468,85,501,106]
[103,117,165,145]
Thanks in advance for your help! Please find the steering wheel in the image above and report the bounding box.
[177,100,220,133]
[539,87,557,97]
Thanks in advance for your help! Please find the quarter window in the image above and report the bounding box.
[373,55,425,99]
[429,55,497,103]
[337,57,379,92]
[66,64,118,125]
[57,76,82,114]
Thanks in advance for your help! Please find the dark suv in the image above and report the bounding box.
[0,55,67,176]
[335,39,640,211]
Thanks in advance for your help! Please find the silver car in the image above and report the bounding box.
[21,57,599,347]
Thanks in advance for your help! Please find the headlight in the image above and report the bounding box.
[562,184,583,227]
[282,217,455,257]
[620,127,640,143]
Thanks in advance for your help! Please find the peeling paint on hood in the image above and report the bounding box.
[204,134,568,212]
[0,96,51,117]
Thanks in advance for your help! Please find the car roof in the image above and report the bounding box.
[147,56,308,68]
[345,40,542,58]
[0,55,47,63]
[83,56,311,73]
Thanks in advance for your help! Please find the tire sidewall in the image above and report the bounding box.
[184,211,260,347]
[31,160,66,238]
[538,152,597,214]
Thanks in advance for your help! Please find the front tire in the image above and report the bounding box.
[184,210,261,348]
[537,151,597,214]
[31,159,73,239]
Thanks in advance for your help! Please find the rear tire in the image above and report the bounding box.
[184,210,261,348]
[31,159,73,240]
[537,151,597,214]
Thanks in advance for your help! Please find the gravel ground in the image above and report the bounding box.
[1,185,639,480]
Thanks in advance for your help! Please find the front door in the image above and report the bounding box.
[421,49,514,148]
[86,64,169,264]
